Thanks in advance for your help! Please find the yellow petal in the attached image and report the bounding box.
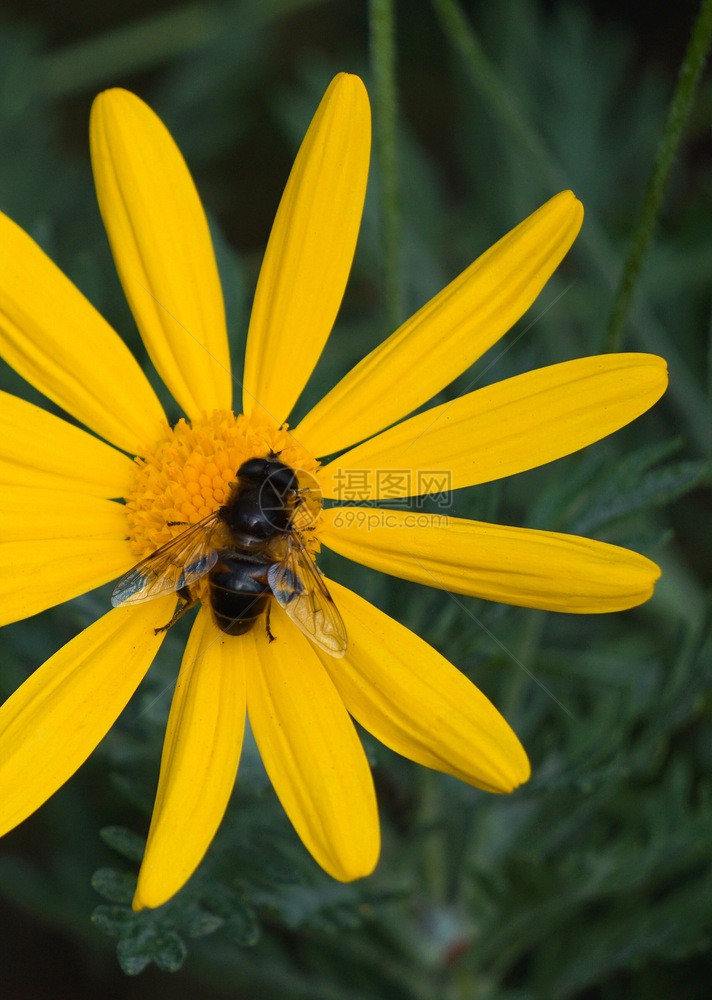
[320,354,668,498]
[245,604,379,881]
[2,486,127,541]
[0,538,134,627]
[321,580,529,792]
[134,608,246,910]
[0,212,165,454]
[242,74,370,426]
[321,509,661,613]
[90,89,231,418]
[0,391,135,497]
[0,599,172,838]
[296,191,583,457]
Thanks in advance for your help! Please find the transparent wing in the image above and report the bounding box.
[111,511,221,607]
[267,531,347,658]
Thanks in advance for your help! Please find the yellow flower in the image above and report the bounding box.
[0,74,666,911]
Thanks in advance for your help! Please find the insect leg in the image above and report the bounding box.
[154,585,195,634]
[265,602,276,643]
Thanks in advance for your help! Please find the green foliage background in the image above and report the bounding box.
[0,1,710,997]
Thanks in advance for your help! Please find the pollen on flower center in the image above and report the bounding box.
[124,410,322,564]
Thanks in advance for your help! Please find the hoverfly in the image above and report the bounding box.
[111,455,347,657]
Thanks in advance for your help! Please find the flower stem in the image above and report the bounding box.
[369,0,404,332]
[604,0,712,352]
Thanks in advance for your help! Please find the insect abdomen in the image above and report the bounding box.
[209,555,271,636]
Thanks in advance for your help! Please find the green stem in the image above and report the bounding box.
[605,0,712,351]
[369,0,404,331]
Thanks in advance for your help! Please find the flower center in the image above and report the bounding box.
[124,410,322,568]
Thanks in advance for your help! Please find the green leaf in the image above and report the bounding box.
[116,938,152,977]
[90,868,137,906]
[153,931,188,972]
[222,902,261,947]
[91,904,136,937]
[99,826,146,864]
[572,458,709,535]
[184,906,224,939]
